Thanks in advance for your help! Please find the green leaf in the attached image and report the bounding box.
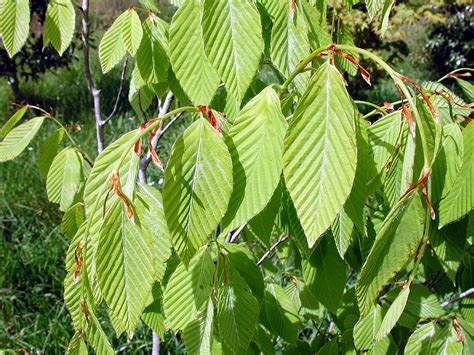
[67,333,88,355]
[404,322,438,354]
[366,0,384,20]
[202,0,264,103]
[0,0,30,57]
[367,111,403,179]
[142,283,166,337]
[163,247,214,331]
[283,62,357,247]
[385,284,445,320]
[375,285,410,341]
[263,282,300,344]
[344,114,370,234]
[84,130,139,220]
[439,121,474,228]
[47,147,86,212]
[459,318,474,354]
[38,128,65,177]
[44,0,75,55]
[353,304,383,351]
[335,22,358,76]
[139,0,160,13]
[135,183,172,281]
[405,320,463,354]
[222,87,287,233]
[429,220,466,283]
[183,300,214,355]
[84,305,115,355]
[455,78,474,102]
[300,0,332,50]
[169,0,220,105]
[218,269,259,352]
[99,11,127,73]
[270,0,311,94]
[163,117,233,262]
[356,193,424,316]
[279,186,314,258]
[0,105,28,138]
[61,203,85,239]
[137,14,169,84]
[332,209,355,258]
[424,81,471,123]
[431,123,463,204]
[222,242,264,299]
[303,236,346,313]
[64,225,114,355]
[122,8,143,56]
[380,0,395,35]
[383,124,414,207]
[247,183,282,248]
[318,338,339,354]
[0,116,45,162]
[96,198,155,334]
[83,130,140,303]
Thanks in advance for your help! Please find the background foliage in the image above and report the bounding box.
[0,0,473,353]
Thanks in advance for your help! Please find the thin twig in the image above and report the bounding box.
[138,92,177,182]
[80,0,105,153]
[102,59,128,125]
[256,236,290,266]
[441,288,474,307]
[226,223,247,243]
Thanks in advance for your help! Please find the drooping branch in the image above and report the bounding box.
[226,223,247,243]
[441,288,474,307]
[256,236,290,266]
[102,59,128,126]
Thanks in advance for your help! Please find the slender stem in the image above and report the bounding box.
[280,46,329,92]
[34,111,94,165]
[438,67,474,82]
[102,59,128,126]
[335,45,431,169]
[354,100,388,114]
[257,236,290,266]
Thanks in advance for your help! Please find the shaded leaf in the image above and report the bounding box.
[356,193,424,316]
[38,128,65,177]
[264,282,299,344]
[303,236,346,313]
[222,87,287,234]
[163,247,214,331]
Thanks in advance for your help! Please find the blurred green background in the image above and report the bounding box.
[0,0,472,352]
